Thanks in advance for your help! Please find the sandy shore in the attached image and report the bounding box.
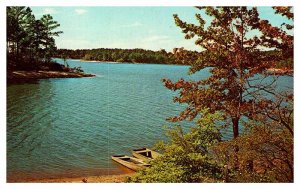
[80,59,121,64]
[32,173,133,183]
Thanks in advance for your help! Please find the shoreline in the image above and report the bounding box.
[79,59,186,66]
[54,58,187,66]
[22,173,133,183]
[7,70,95,84]
[79,59,121,64]
[78,59,166,65]
[65,59,294,74]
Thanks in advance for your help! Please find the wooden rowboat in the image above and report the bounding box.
[111,155,150,171]
[132,148,162,162]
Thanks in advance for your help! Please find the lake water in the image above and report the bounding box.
[7,59,293,181]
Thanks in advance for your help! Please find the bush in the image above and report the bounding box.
[127,111,224,183]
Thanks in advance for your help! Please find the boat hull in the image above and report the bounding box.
[111,155,150,171]
[132,148,161,162]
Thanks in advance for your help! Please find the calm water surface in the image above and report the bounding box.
[7,59,293,181]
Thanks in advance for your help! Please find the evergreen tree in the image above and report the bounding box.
[40,14,63,63]
[7,6,63,70]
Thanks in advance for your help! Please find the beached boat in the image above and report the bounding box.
[132,148,162,162]
[111,155,150,171]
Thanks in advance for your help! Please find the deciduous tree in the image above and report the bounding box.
[163,7,293,140]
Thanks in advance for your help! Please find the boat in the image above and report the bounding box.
[111,155,150,171]
[132,148,162,162]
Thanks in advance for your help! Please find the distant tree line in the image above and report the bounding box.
[7,6,63,71]
[55,47,293,70]
[55,48,190,65]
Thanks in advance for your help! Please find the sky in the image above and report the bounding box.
[30,6,293,52]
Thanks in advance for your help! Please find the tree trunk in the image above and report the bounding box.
[232,117,240,169]
[232,117,239,139]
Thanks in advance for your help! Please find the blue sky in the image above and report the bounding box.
[31,6,293,52]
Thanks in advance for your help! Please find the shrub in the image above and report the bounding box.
[127,111,224,183]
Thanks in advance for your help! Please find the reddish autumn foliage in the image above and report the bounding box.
[163,7,293,139]
[161,6,293,182]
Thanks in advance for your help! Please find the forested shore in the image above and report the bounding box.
[55,48,194,65]
[7,7,93,82]
[56,48,293,73]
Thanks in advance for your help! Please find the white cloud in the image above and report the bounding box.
[120,22,143,28]
[75,9,88,15]
[40,8,58,15]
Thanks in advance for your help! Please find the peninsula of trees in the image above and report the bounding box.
[7,6,93,83]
